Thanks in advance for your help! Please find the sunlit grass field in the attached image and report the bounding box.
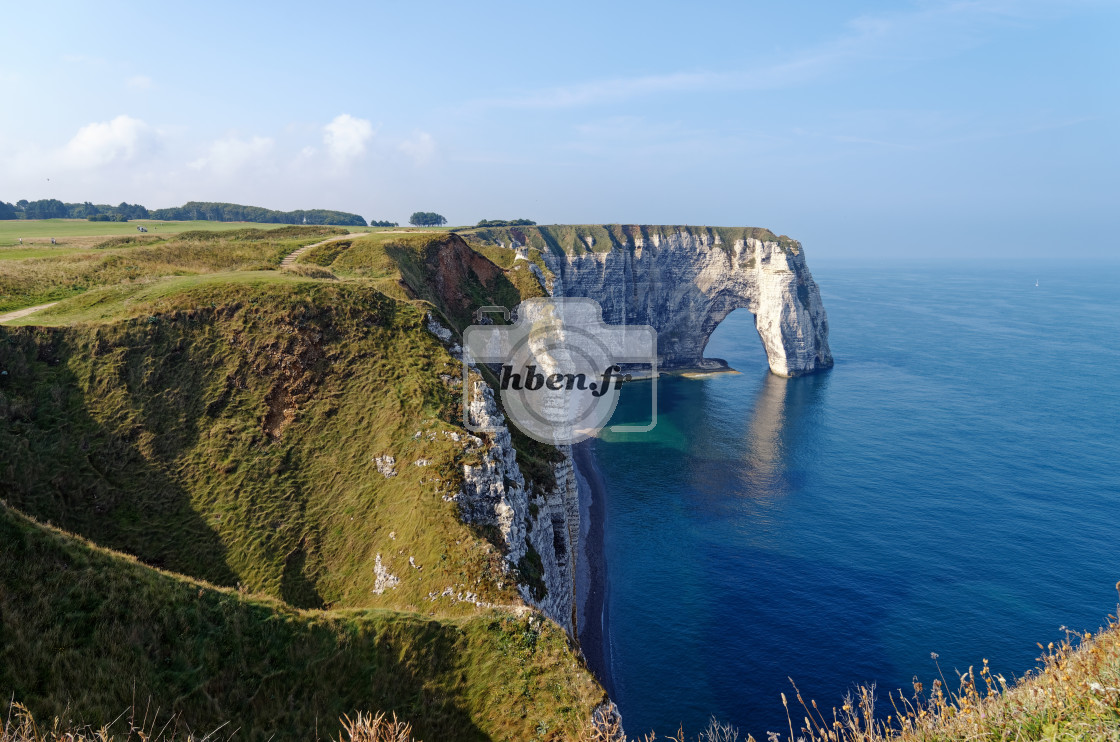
[0,226,348,313]
[0,219,373,248]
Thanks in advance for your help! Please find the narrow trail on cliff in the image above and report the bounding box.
[280,232,368,267]
[0,301,59,323]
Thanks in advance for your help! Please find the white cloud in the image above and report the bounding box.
[57,115,155,170]
[323,114,373,165]
[127,75,153,90]
[398,131,436,165]
[188,134,274,178]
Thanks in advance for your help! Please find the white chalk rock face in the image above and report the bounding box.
[459,378,579,632]
[427,314,579,634]
[544,233,833,376]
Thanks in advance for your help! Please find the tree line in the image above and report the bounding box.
[0,199,375,227]
[0,199,530,230]
[409,211,447,227]
[405,214,537,228]
[0,199,149,221]
[149,202,367,226]
[475,219,536,227]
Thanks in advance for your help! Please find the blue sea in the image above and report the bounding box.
[589,260,1120,739]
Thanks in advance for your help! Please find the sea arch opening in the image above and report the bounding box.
[700,307,770,373]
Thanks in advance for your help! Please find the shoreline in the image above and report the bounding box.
[573,438,614,696]
[623,358,741,382]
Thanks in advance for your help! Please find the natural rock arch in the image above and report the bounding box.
[542,231,833,377]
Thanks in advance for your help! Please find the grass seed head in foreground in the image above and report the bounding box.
[0,703,425,742]
[780,605,1120,742]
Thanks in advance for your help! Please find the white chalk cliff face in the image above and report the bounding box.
[426,315,579,633]
[459,376,580,631]
[543,232,833,377]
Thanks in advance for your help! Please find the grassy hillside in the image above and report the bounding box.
[302,231,562,488]
[0,502,603,742]
[0,226,605,739]
[0,276,529,614]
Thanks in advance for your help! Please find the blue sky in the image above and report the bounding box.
[1,0,1116,258]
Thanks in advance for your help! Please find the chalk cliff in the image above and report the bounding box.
[460,374,580,631]
[464,225,833,377]
[427,315,579,633]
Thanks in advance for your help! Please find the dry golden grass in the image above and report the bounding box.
[338,712,420,742]
[781,605,1120,742]
[1,700,219,741]
[1,704,421,742]
[581,710,739,742]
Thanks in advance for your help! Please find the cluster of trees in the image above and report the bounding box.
[0,199,148,221]
[408,211,447,227]
[150,202,367,227]
[369,220,398,227]
[475,219,536,227]
[0,199,370,226]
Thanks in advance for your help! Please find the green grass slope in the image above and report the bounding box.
[0,279,519,613]
[305,232,562,487]
[0,502,603,742]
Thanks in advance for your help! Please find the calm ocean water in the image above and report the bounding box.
[591,260,1120,739]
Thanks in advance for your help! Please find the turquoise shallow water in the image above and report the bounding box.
[591,261,1120,739]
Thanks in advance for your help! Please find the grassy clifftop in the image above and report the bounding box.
[299,231,546,330]
[456,224,800,257]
